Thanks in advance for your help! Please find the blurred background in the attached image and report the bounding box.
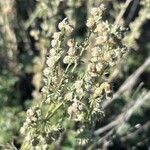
[0,0,149,149]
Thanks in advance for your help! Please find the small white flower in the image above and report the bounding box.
[46,56,59,67]
[63,55,72,64]
[51,39,58,47]
[87,63,95,73]
[103,52,110,61]
[91,47,100,57]
[100,82,111,93]
[41,87,48,94]
[86,18,95,28]
[95,36,107,45]
[91,7,101,16]
[65,25,73,35]
[76,113,84,121]
[46,57,54,67]
[74,80,83,89]
[65,92,73,101]
[53,32,61,39]
[91,57,98,63]
[76,88,84,99]
[26,108,34,117]
[41,22,48,31]
[96,63,103,73]
[94,23,106,33]
[58,18,73,35]
[30,30,39,40]
[58,18,66,30]
[68,47,76,56]
[100,4,105,11]
[43,68,50,76]
[93,87,102,98]
[50,48,57,56]
[67,39,75,47]
[67,103,78,118]
[51,76,57,83]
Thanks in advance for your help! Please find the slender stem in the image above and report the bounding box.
[45,102,64,120]
[115,0,133,25]
[58,63,71,89]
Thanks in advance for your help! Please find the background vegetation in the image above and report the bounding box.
[0,0,149,149]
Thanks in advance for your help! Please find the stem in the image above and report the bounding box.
[58,63,71,89]
[115,0,133,25]
[45,102,64,120]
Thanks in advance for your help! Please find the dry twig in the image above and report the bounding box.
[115,0,133,25]
[95,91,150,135]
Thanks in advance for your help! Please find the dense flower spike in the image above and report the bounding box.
[21,4,127,149]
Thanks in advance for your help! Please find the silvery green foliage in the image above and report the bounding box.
[21,5,127,149]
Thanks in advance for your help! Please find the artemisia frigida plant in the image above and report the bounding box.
[21,5,127,149]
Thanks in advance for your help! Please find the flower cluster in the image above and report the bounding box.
[86,5,105,28]
[21,5,127,148]
[58,18,73,35]
[42,19,74,104]
[20,107,41,135]
[63,39,77,64]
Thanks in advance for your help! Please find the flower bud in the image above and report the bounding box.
[96,63,103,73]
[74,80,83,89]
[87,63,96,73]
[58,18,73,35]
[86,18,95,28]
[51,39,58,47]
[93,87,102,98]
[63,55,72,64]
[91,47,99,57]
[26,108,34,117]
[68,47,76,56]
[91,7,101,16]
[65,92,73,101]
[53,32,61,39]
[67,39,75,47]
[50,48,57,56]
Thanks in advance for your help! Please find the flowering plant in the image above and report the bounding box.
[21,4,127,149]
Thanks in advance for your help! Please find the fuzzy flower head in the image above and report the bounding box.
[58,18,73,35]
[86,4,105,28]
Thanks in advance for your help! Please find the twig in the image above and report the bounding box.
[121,121,150,142]
[95,91,150,135]
[115,0,133,25]
[131,82,144,99]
